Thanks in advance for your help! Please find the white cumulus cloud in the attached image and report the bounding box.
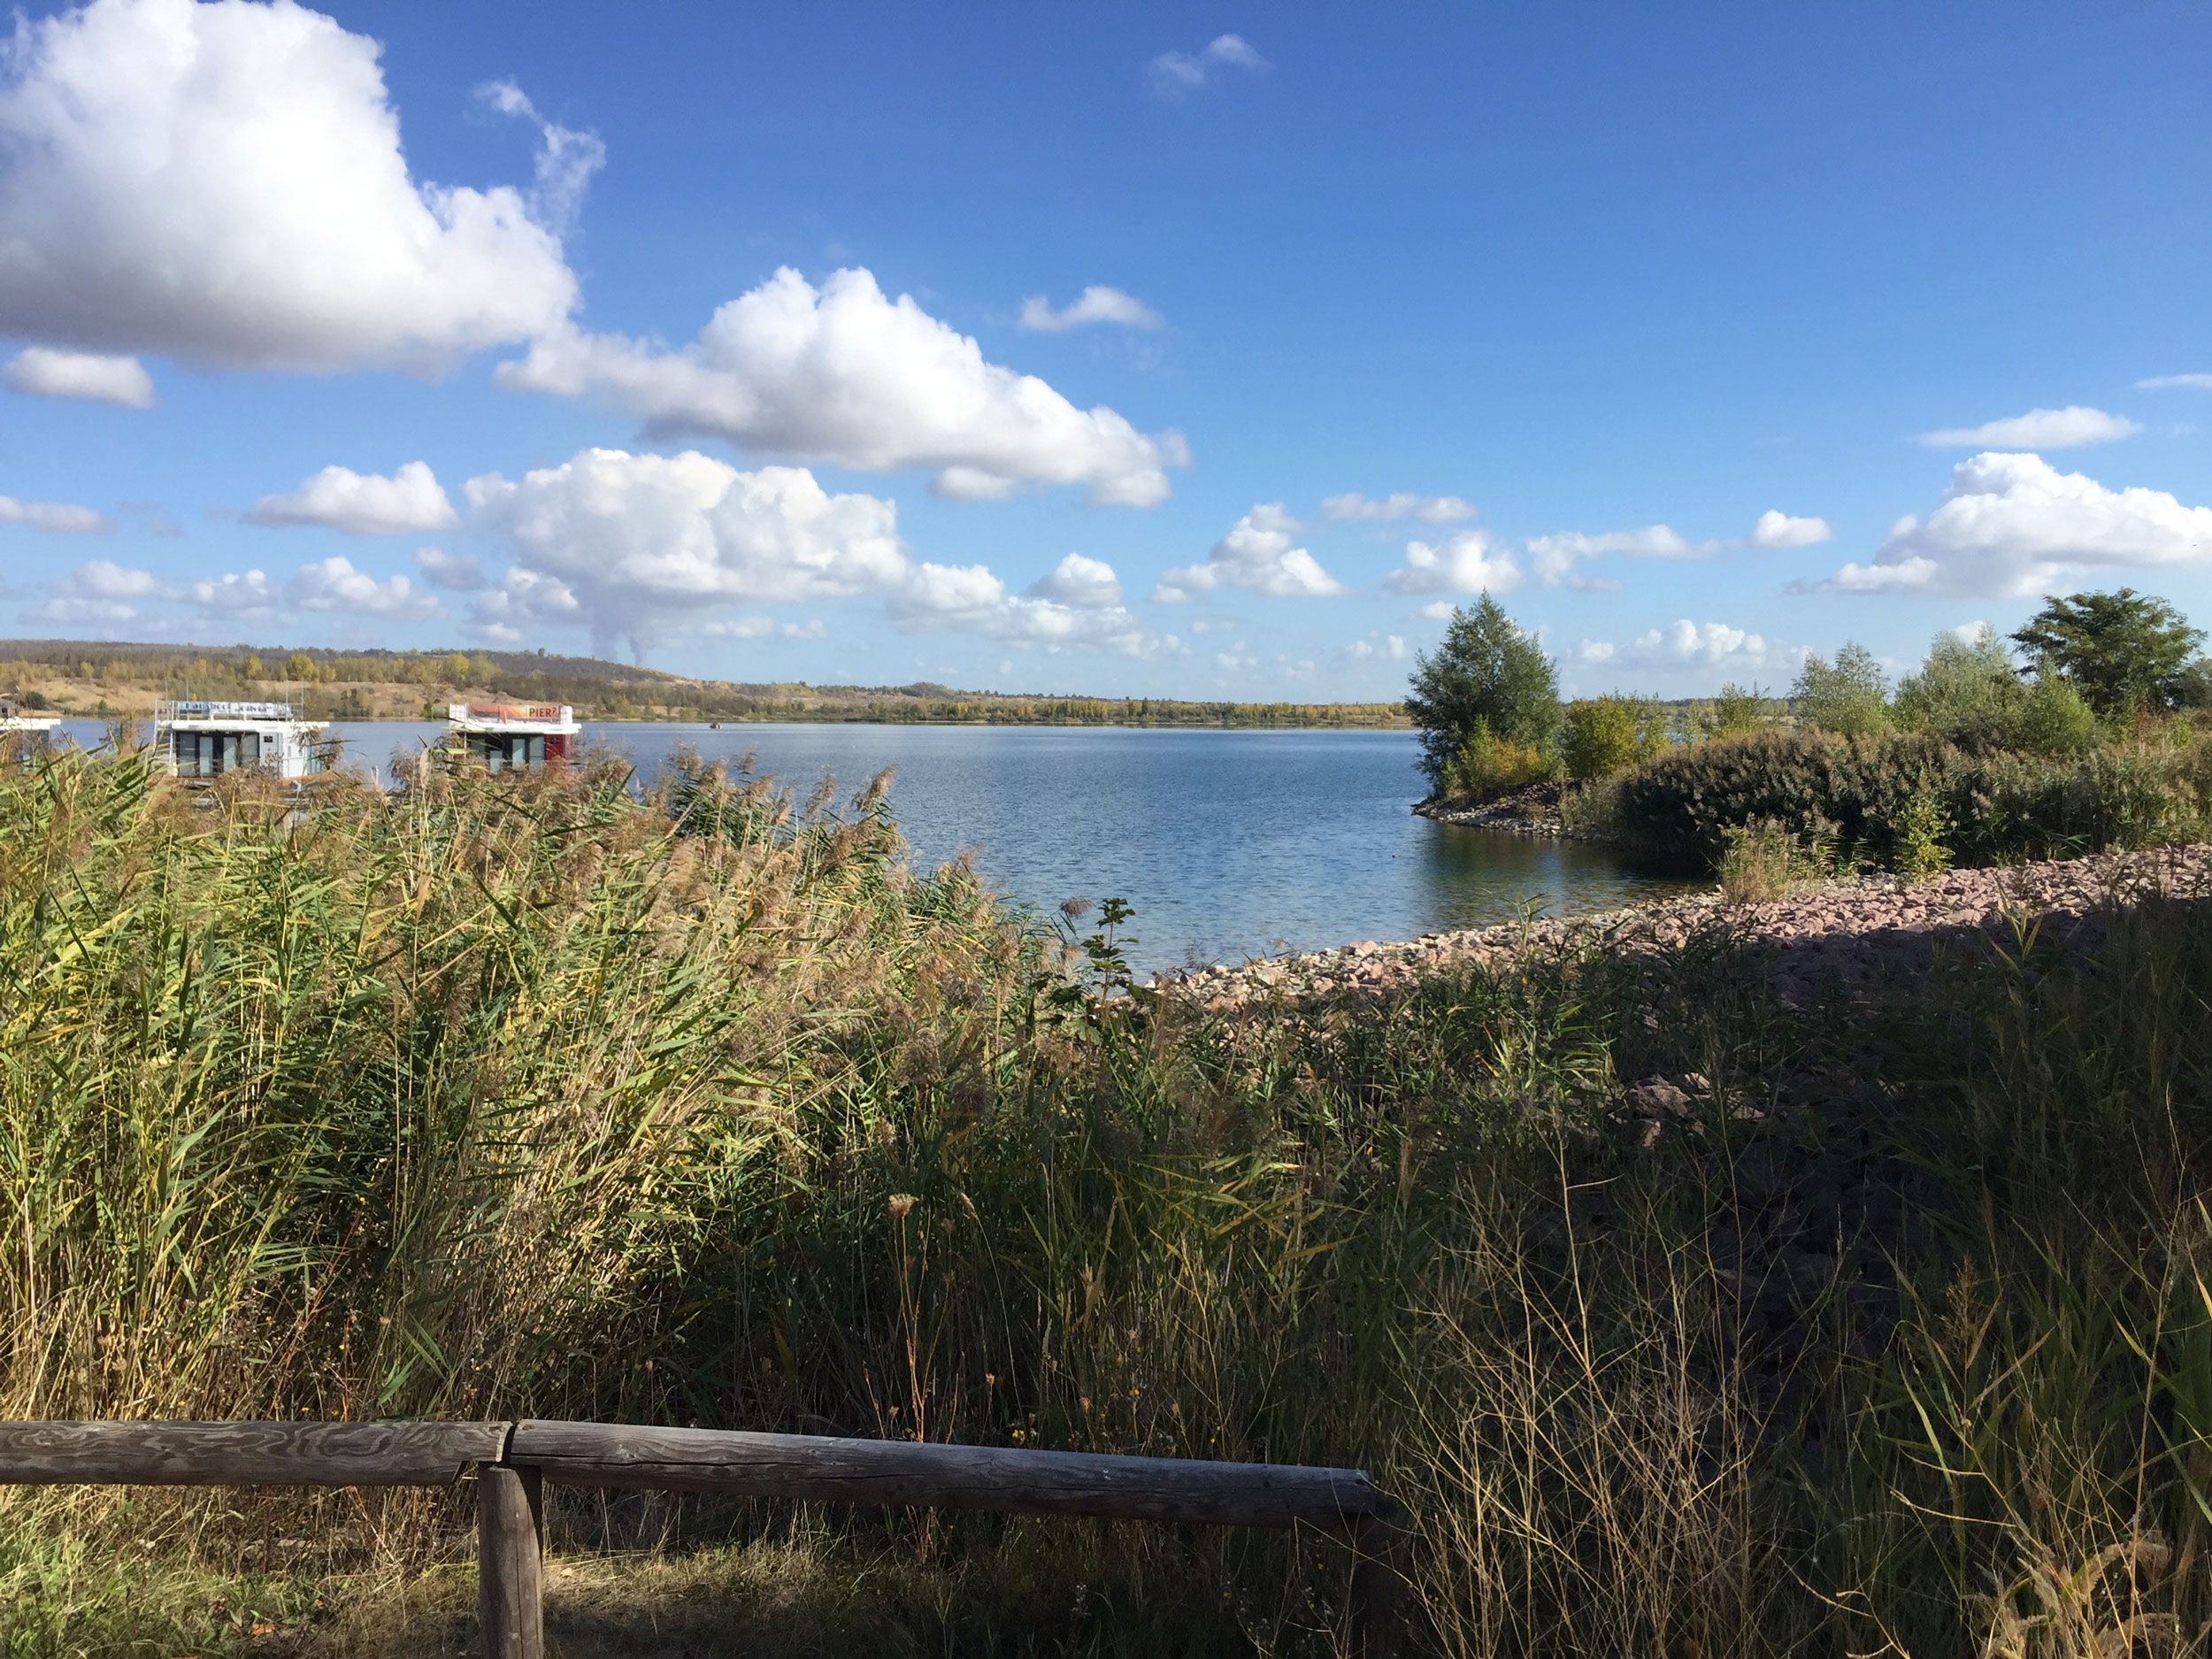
[1154,504,1344,601]
[0,493,111,534]
[892,553,1177,658]
[412,547,485,591]
[1018,287,1164,333]
[1748,510,1832,549]
[472,79,603,235]
[182,569,280,614]
[1916,406,2141,449]
[467,447,908,656]
[286,555,440,617]
[497,266,1187,506]
[1382,529,1522,595]
[1320,492,1478,524]
[1148,34,1268,97]
[1578,619,1774,672]
[1528,524,1703,587]
[1800,452,2212,598]
[30,557,165,623]
[0,0,585,373]
[248,461,457,535]
[462,566,580,645]
[4,347,154,408]
[32,553,440,626]
[1344,633,1409,663]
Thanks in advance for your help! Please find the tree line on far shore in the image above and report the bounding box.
[0,639,1406,728]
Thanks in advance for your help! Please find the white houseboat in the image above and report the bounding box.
[447,702,579,773]
[0,698,59,741]
[155,699,329,782]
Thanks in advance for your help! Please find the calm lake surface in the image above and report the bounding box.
[57,719,1687,972]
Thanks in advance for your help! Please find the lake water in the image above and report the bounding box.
[51,718,1686,972]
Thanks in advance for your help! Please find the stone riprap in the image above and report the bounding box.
[1163,844,2212,1010]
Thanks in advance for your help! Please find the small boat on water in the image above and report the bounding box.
[0,698,59,739]
[155,699,329,782]
[447,701,579,773]
[0,697,59,762]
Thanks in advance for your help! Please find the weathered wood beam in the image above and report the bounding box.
[0,1420,512,1486]
[507,1420,1395,1529]
[477,1463,545,1659]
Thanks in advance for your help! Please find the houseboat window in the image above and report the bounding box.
[172,729,261,777]
[465,732,546,773]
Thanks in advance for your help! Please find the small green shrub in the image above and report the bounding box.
[1559,695,1661,781]
[1890,787,1953,879]
[1443,720,1551,799]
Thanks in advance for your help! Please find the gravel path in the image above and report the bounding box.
[1164,844,2212,1010]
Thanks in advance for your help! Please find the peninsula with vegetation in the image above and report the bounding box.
[1404,587,2212,887]
[0,638,1407,728]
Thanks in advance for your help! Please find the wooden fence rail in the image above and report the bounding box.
[0,1420,1401,1658]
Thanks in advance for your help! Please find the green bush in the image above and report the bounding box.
[1559,695,1662,781]
[1445,720,1552,799]
[2014,672,2097,756]
[1610,728,1961,871]
[1890,787,1953,878]
[1612,726,2212,873]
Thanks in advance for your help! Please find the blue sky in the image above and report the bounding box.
[3,0,2209,699]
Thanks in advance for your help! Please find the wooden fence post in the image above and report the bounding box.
[478,1463,544,1659]
[1345,1510,1396,1659]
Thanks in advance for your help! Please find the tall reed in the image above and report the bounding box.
[3,750,2208,1656]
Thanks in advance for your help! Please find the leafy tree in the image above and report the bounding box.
[1792,642,1890,737]
[2011,588,2205,716]
[1560,695,1663,780]
[2174,657,2212,711]
[1405,597,1561,792]
[1893,626,2022,748]
[2014,669,2096,756]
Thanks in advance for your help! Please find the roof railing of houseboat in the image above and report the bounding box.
[157,699,311,723]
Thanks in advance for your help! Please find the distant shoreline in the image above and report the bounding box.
[51,711,1414,733]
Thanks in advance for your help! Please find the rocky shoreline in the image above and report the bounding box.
[1164,843,2212,1010]
[1412,780,1604,841]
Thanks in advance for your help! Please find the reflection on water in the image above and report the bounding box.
[1412,820,1690,935]
[51,718,1691,972]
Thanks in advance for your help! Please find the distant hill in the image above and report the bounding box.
[0,639,1408,728]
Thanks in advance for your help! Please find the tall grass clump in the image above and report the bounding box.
[1716,816,1833,902]
[4,748,2211,1657]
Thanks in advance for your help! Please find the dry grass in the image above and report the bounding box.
[2,749,2210,1656]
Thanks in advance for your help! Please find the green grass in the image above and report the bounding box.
[2,749,2209,1655]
